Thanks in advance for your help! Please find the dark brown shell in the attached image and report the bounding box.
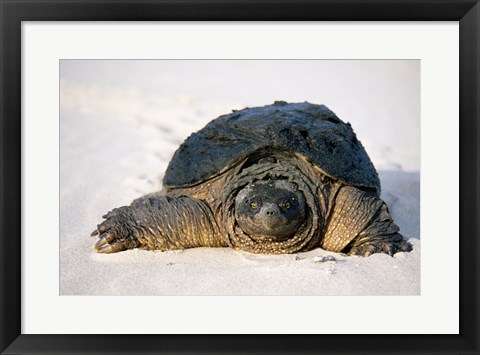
[163,101,380,193]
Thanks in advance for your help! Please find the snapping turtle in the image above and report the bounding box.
[91,101,412,256]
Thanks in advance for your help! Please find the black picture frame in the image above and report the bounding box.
[1,1,478,354]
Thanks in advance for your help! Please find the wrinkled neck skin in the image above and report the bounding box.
[223,151,329,254]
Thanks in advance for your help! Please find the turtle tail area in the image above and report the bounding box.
[321,186,412,257]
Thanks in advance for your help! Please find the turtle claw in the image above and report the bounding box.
[362,245,374,257]
[91,222,111,237]
[95,238,106,249]
[349,244,374,257]
[95,233,112,249]
[349,239,412,257]
[384,243,396,256]
[97,244,111,253]
[95,233,126,253]
[97,242,126,254]
[95,231,117,247]
[400,242,413,252]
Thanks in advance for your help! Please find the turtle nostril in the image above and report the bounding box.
[262,203,279,217]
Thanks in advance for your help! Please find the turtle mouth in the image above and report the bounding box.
[249,202,305,242]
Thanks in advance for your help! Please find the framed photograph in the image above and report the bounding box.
[1,1,478,354]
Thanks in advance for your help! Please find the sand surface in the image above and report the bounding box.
[59,60,420,296]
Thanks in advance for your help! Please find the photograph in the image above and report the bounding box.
[2,0,478,353]
[59,59,420,296]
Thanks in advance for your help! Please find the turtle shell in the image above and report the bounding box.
[163,101,380,192]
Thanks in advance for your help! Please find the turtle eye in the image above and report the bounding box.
[281,201,291,211]
[250,202,258,210]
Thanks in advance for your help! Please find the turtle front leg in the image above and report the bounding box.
[321,186,412,257]
[347,202,412,257]
[91,196,225,253]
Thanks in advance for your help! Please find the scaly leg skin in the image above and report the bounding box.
[347,202,413,257]
[321,185,412,257]
[91,196,224,253]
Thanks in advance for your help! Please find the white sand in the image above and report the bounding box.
[60,60,420,295]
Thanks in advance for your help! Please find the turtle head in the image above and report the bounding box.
[234,180,306,242]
